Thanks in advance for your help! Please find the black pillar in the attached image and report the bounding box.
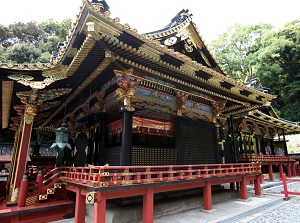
[176,118,184,165]
[229,115,238,163]
[120,111,133,166]
[282,128,288,155]
[98,115,106,165]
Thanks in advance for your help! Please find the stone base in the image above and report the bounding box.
[84,190,239,223]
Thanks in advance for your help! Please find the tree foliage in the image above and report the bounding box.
[210,23,273,82]
[0,19,72,64]
[254,21,300,121]
[210,20,300,122]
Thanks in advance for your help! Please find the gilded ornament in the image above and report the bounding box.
[11,188,19,203]
[184,43,193,52]
[104,11,110,18]
[164,37,177,46]
[8,74,34,82]
[18,64,24,69]
[25,114,34,124]
[114,17,120,24]
[28,64,34,69]
[7,61,14,68]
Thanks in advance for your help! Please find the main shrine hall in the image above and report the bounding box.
[0,1,299,222]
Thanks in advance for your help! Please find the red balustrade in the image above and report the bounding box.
[57,163,261,188]
[33,163,263,223]
[239,154,296,162]
[281,173,300,200]
[239,154,299,181]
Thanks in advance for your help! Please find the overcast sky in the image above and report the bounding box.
[1,0,299,42]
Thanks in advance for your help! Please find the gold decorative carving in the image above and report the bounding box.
[86,192,97,204]
[89,18,122,39]
[176,29,191,41]
[114,68,139,111]
[230,86,240,94]
[8,74,34,82]
[184,42,193,52]
[11,187,19,203]
[18,64,24,69]
[164,37,177,46]
[176,92,188,116]
[138,44,163,61]
[207,78,221,87]
[211,100,227,123]
[180,63,197,76]
[7,60,14,68]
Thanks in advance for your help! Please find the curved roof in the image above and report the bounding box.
[0,0,281,131]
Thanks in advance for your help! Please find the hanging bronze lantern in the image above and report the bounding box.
[50,123,72,167]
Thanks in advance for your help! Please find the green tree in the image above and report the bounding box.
[4,43,42,63]
[254,21,300,121]
[0,19,72,63]
[0,24,12,46]
[8,21,45,45]
[210,23,273,82]
[38,18,71,39]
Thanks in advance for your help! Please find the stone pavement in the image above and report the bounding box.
[51,178,300,223]
[150,179,300,223]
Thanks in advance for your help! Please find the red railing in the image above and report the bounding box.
[41,168,61,193]
[239,154,296,162]
[281,173,300,200]
[57,163,261,188]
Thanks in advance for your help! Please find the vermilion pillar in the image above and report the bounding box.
[10,105,36,203]
[240,177,248,200]
[287,164,292,177]
[203,181,212,210]
[292,163,296,176]
[268,163,274,181]
[279,163,284,178]
[254,176,262,196]
[94,192,106,223]
[74,189,86,223]
[143,187,154,223]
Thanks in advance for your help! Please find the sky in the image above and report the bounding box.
[0,0,299,42]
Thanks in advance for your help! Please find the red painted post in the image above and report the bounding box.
[279,163,284,178]
[94,192,106,223]
[268,163,274,181]
[240,177,248,200]
[287,164,292,177]
[292,164,296,177]
[74,189,86,223]
[36,167,44,195]
[17,172,29,207]
[203,181,212,210]
[254,176,262,196]
[143,187,154,223]
[282,174,290,200]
